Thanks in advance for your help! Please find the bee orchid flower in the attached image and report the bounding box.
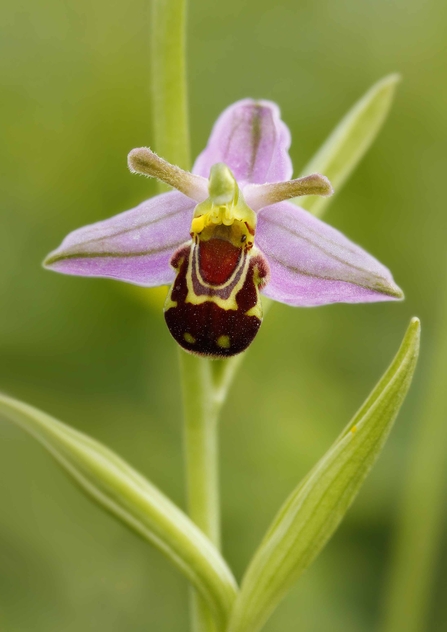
[45,99,403,358]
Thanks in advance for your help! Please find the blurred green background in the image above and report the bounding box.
[1,0,446,630]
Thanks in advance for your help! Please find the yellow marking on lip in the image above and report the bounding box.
[184,332,196,344]
[185,243,251,311]
[163,291,178,312]
[245,302,262,319]
[217,335,231,349]
[350,425,357,434]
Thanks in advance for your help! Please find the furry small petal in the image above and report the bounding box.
[44,191,195,286]
[193,99,293,185]
[256,201,403,306]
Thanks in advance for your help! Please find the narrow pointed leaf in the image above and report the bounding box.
[297,74,400,217]
[227,317,420,632]
[0,394,237,631]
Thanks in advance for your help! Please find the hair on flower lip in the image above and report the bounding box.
[44,99,403,357]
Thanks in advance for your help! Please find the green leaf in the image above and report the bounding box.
[0,394,237,631]
[227,317,420,632]
[297,74,400,217]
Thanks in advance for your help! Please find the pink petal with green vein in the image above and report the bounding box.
[257,201,403,306]
[193,99,293,185]
[44,191,195,286]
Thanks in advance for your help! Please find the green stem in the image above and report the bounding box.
[149,4,241,629]
[178,351,245,632]
[151,0,190,173]
[150,2,211,629]
[179,351,221,632]
[380,294,447,632]
[180,351,221,547]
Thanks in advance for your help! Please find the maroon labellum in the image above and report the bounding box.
[164,230,269,358]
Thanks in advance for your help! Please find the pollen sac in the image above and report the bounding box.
[164,221,269,358]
